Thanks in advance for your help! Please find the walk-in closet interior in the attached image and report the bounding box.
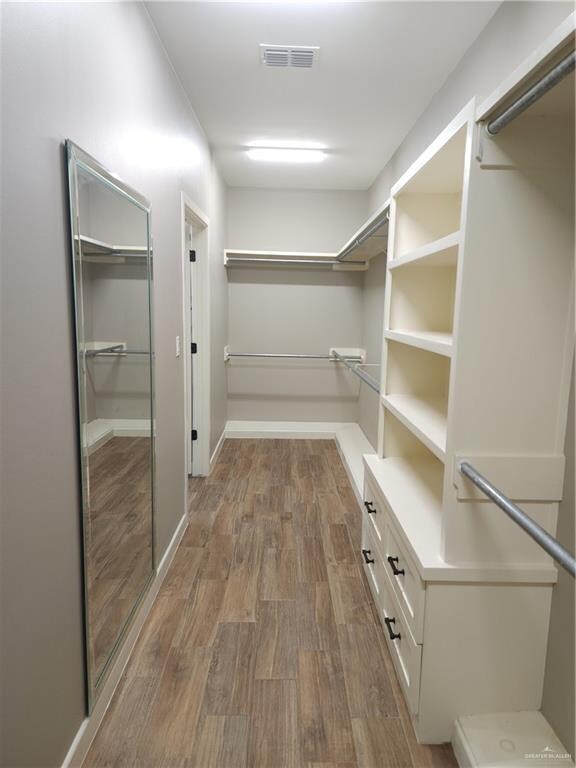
[1,3,574,768]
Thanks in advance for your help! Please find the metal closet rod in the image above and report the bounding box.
[226,350,380,394]
[336,209,390,262]
[486,49,576,135]
[331,350,380,394]
[226,352,363,361]
[459,461,576,579]
[85,347,151,357]
[226,257,368,267]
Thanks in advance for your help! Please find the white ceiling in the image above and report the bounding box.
[146,1,500,190]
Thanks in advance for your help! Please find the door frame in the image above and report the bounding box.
[180,192,210,479]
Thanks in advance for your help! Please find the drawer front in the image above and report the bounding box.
[383,522,426,643]
[363,475,387,550]
[361,523,388,610]
[379,576,422,715]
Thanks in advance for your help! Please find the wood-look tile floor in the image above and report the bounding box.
[84,439,458,768]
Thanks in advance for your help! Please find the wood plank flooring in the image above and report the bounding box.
[83,439,458,768]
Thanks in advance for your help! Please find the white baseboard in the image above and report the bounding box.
[85,418,150,454]
[209,429,226,473]
[224,420,375,501]
[62,512,188,768]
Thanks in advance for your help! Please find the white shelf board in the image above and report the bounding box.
[382,394,447,461]
[225,248,337,262]
[389,231,460,270]
[364,454,557,583]
[384,330,453,357]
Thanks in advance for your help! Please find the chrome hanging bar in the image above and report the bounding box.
[331,350,380,394]
[226,352,363,361]
[226,257,342,267]
[459,461,575,578]
[337,209,389,262]
[486,50,576,135]
[85,347,151,357]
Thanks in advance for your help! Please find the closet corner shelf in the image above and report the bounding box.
[389,231,460,270]
[384,330,453,357]
[382,394,447,461]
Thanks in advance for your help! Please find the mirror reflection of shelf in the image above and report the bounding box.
[78,235,148,263]
[82,341,126,356]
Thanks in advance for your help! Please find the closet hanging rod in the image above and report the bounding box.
[459,461,575,578]
[331,350,380,394]
[336,209,389,262]
[485,49,576,135]
[225,257,367,267]
[85,348,151,357]
[226,352,363,361]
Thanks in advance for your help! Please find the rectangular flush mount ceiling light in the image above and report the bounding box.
[246,147,327,163]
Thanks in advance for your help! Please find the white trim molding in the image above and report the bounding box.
[181,192,211,479]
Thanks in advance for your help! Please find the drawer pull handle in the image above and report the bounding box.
[384,617,401,641]
[364,501,376,514]
[387,556,405,577]
[362,549,375,565]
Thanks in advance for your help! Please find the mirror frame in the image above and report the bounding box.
[65,140,156,711]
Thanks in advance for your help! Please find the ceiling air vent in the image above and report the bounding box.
[260,44,319,69]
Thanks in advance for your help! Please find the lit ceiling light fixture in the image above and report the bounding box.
[246,142,327,163]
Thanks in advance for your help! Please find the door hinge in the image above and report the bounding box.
[189,249,196,262]
[191,342,197,354]
[191,429,198,441]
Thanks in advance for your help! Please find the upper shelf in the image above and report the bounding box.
[224,249,367,271]
[225,199,391,272]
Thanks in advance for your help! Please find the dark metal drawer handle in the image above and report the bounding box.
[362,549,375,565]
[387,556,405,577]
[364,501,376,514]
[384,617,401,641]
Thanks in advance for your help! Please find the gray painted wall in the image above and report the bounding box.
[226,188,369,422]
[368,2,574,213]
[542,371,575,756]
[0,3,227,766]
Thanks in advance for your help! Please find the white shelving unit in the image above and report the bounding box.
[361,83,574,743]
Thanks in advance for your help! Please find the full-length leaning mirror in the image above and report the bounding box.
[66,142,155,708]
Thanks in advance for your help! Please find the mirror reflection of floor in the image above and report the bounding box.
[86,436,153,683]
